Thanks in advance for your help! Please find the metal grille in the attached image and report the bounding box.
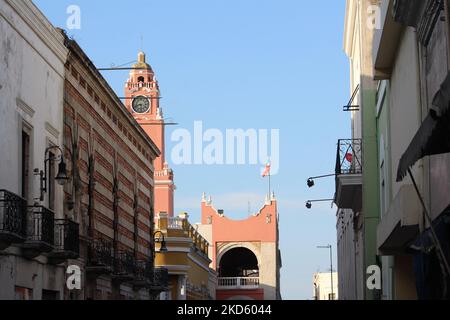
[336,139,363,175]
[0,189,27,237]
[27,206,54,245]
[54,219,79,255]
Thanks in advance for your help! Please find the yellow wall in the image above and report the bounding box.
[188,254,210,286]
[155,214,214,300]
[155,251,188,266]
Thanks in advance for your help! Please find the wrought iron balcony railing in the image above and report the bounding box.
[0,189,27,248]
[114,251,136,277]
[88,237,114,269]
[153,267,169,289]
[20,205,55,258]
[26,206,55,246]
[133,260,153,287]
[335,139,363,175]
[50,219,80,260]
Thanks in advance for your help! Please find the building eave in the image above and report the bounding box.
[60,32,161,159]
[343,0,357,57]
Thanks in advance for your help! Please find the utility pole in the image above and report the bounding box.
[318,245,334,300]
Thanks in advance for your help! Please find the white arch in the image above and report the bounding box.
[216,242,261,270]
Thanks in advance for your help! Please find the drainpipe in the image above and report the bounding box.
[445,0,450,70]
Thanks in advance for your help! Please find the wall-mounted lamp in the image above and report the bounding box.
[306,199,335,209]
[307,174,337,188]
[34,146,69,202]
[154,230,168,253]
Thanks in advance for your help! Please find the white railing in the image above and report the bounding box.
[126,82,155,89]
[218,277,260,290]
[168,218,184,230]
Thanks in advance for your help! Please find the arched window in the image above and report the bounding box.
[137,76,145,83]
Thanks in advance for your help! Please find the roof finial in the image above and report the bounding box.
[138,51,146,64]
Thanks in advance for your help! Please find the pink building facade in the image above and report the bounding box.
[124,52,175,217]
[198,193,282,300]
[124,52,282,300]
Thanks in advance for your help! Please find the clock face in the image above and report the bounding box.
[132,96,150,114]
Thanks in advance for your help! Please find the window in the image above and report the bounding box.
[379,135,389,216]
[15,287,33,300]
[380,161,386,216]
[21,129,31,200]
[138,76,145,83]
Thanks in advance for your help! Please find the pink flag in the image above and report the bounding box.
[262,163,271,177]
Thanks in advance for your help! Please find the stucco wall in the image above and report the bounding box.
[0,0,67,300]
[389,28,422,198]
[337,209,357,300]
[200,197,281,300]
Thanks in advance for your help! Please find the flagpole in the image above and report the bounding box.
[269,172,271,197]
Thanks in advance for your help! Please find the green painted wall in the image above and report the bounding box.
[376,82,393,215]
[361,79,380,300]
[376,81,393,300]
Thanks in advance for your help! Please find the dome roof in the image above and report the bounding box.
[132,51,152,70]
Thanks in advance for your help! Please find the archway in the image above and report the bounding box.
[219,247,259,278]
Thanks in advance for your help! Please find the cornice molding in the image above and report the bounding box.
[16,98,35,118]
[45,121,60,139]
[343,0,358,57]
[188,253,212,272]
[5,0,67,64]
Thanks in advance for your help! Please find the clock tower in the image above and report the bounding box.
[125,51,175,217]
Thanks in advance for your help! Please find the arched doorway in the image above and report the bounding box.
[219,247,259,278]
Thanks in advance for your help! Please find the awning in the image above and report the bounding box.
[410,211,450,300]
[397,72,450,182]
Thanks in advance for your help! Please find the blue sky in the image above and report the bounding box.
[35,0,350,300]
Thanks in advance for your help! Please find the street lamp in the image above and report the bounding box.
[35,146,69,202]
[307,174,337,188]
[317,245,335,300]
[306,199,335,209]
[153,231,168,253]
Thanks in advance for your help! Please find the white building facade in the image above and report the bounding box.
[0,0,72,300]
[313,272,338,301]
